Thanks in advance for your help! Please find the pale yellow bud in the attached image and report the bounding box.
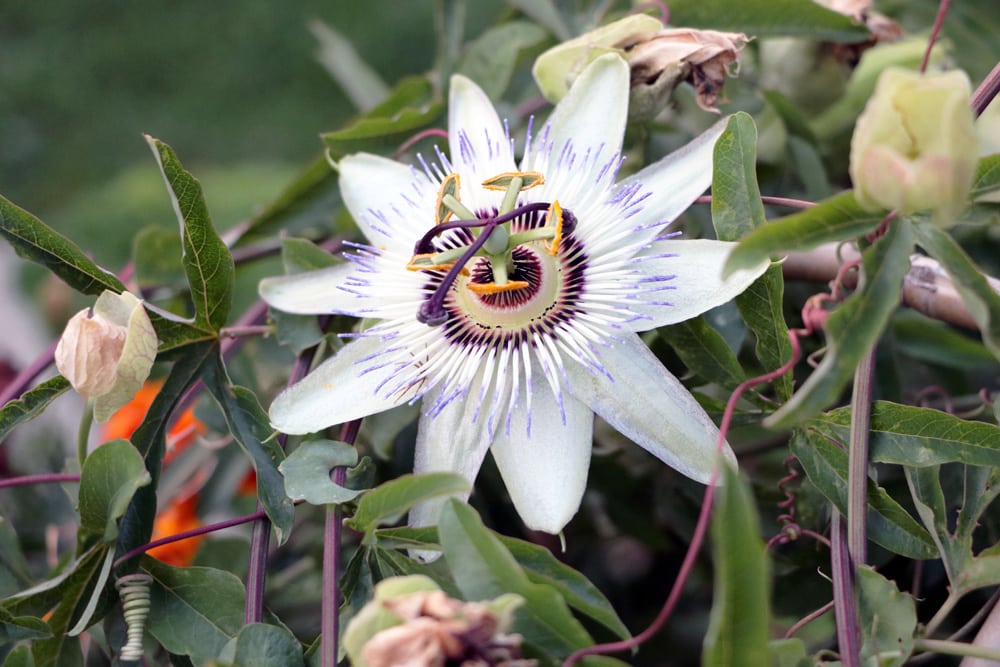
[849,67,977,226]
[54,290,157,421]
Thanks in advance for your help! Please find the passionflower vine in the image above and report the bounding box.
[260,54,769,533]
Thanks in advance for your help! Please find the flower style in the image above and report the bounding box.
[260,54,769,533]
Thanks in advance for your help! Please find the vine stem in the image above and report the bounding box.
[831,509,862,667]
[915,639,1000,663]
[245,338,324,625]
[564,324,807,665]
[0,473,80,489]
[919,0,951,73]
[972,60,1000,118]
[847,344,876,567]
[322,419,362,667]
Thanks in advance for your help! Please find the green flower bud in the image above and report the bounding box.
[55,290,157,422]
[849,67,977,226]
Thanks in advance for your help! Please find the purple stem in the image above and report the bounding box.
[322,419,362,667]
[113,508,269,569]
[847,346,876,566]
[245,336,326,624]
[972,60,1000,118]
[0,340,59,409]
[919,0,951,74]
[831,509,862,666]
[0,472,80,489]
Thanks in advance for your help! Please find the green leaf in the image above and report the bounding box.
[914,222,1000,360]
[703,465,771,667]
[904,466,962,577]
[658,317,746,390]
[667,0,869,41]
[2,646,35,667]
[217,623,304,667]
[437,500,599,660]
[237,155,342,246]
[769,639,811,667]
[711,113,793,399]
[0,608,51,645]
[117,342,217,568]
[278,439,362,505]
[346,473,470,536]
[0,195,126,296]
[25,546,108,667]
[890,310,997,370]
[724,191,884,278]
[971,154,1000,200]
[132,226,185,289]
[78,439,151,546]
[309,19,389,112]
[855,567,916,666]
[712,113,766,240]
[146,135,235,332]
[810,401,1000,467]
[202,358,294,544]
[506,0,571,41]
[281,237,339,274]
[498,536,630,642]
[144,559,245,667]
[457,21,547,99]
[322,77,444,159]
[790,429,936,559]
[0,376,70,444]
[766,219,914,428]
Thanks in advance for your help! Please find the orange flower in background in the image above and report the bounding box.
[101,379,206,462]
[147,495,203,566]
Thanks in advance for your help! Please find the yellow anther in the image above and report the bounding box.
[544,200,563,256]
[407,254,469,275]
[435,173,461,225]
[466,280,530,295]
[481,171,545,191]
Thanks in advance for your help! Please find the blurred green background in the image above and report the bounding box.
[0,1,504,267]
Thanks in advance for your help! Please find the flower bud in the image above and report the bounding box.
[532,16,747,119]
[343,575,528,667]
[55,290,157,422]
[849,67,977,226]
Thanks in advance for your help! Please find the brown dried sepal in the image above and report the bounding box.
[819,0,904,66]
[362,590,534,667]
[619,28,749,114]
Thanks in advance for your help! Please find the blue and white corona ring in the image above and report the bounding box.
[260,54,769,533]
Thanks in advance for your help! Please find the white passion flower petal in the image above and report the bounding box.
[625,239,771,331]
[339,153,437,253]
[616,117,728,246]
[523,53,630,197]
[565,333,735,483]
[259,263,367,316]
[269,336,420,434]
[408,378,494,530]
[448,75,517,205]
[489,372,593,533]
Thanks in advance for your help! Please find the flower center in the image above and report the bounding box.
[409,171,571,327]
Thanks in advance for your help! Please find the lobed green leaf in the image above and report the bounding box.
[703,465,771,667]
[78,440,151,547]
[766,219,914,428]
[811,401,1000,467]
[278,439,361,506]
[146,136,235,333]
[217,623,304,667]
[668,0,870,41]
[914,222,1000,360]
[457,21,547,100]
[724,191,884,278]
[202,360,294,544]
[322,77,444,159]
[657,317,746,390]
[712,113,793,399]
[0,195,126,296]
[144,559,246,666]
[971,154,1000,200]
[346,473,470,537]
[0,377,70,444]
[855,567,917,666]
[790,429,937,559]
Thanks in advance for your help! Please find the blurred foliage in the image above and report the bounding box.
[1,0,1000,666]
